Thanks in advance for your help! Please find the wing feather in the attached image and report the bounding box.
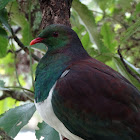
[52,58,140,139]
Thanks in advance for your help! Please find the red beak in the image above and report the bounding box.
[30,37,44,45]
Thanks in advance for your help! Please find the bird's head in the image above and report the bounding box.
[30,24,79,52]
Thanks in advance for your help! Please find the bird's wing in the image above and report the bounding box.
[51,58,140,140]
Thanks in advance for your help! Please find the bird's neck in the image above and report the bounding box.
[35,52,71,102]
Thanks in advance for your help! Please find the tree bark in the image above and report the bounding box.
[39,0,73,29]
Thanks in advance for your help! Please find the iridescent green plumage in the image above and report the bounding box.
[35,53,70,102]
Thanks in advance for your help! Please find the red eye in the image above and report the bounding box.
[53,32,59,37]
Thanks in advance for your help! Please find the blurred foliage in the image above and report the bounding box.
[0,0,140,139]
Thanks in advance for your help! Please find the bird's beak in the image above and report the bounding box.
[30,37,44,45]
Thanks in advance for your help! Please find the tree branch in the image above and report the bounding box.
[118,46,140,83]
[0,90,34,102]
[8,27,21,39]
[11,28,40,62]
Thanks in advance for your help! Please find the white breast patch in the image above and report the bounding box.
[35,71,83,140]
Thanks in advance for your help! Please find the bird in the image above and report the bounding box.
[30,24,140,140]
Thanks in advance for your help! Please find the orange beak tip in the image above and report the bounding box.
[30,37,44,46]
[30,40,35,45]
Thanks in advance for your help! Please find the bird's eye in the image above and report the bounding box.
[52,32,59,37]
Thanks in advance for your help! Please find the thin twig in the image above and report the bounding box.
[8,48,22,54]
[5,86,34,94]
[8,27,21,39]
[118,46,140,83]
[0,90,33,101]
[10,41,34,101]
[11,27,40,62]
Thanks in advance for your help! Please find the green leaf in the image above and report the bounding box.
[72,25,86,40]
[81,32,91,48]
[0,35,8,58]
[81,32,97,57]
[0,103,36,138]
[0,26,8,58]
[120,17,140,45]
[72,0,109,53]
[101,23,117,52]
[0,9,11,32]
[36,122,60,140]
[9,2,33,45]
[0,0,15,10]
[6,1,33,45]
[136,3,140,14]
[0,27,8,38]
[22,23,33,46]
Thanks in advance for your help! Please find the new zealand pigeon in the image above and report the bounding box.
[30,24,140,140]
